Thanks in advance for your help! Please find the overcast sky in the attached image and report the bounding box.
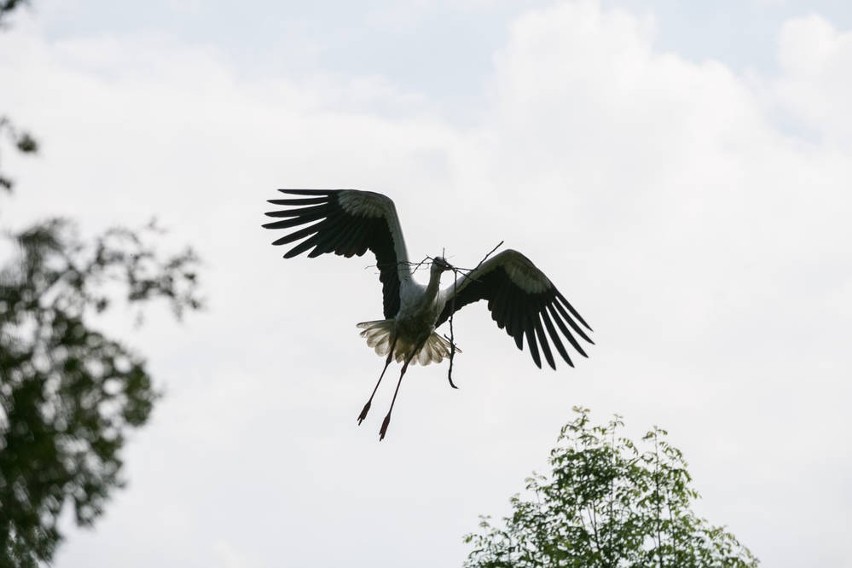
[2,0,852,566]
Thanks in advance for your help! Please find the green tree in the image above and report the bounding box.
[0,220,201,566]
[1,3,202,565]
[465,408,759,568]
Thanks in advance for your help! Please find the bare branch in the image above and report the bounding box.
[444,241,504,389]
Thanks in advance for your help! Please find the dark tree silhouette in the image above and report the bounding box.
[0,220,201,566]
[1,3,202,565]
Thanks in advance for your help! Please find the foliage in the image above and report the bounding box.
[0,116,39,193]
[464,408,759,568]
[0,219,202,566]
[1,0,37,192]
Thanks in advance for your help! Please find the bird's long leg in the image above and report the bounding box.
[379,340,425,441]
[357,334,398,425]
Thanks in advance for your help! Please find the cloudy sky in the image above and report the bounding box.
[2,0,852,566]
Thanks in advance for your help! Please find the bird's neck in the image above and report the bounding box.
[425,268,443,303]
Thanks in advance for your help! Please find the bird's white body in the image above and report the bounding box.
[358,262,455,366]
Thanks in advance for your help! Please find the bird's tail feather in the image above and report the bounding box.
[356,320,460,366]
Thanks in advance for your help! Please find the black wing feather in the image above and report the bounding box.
[267,196,328,206]
[541,308,573,368]
[533,312,555,370]
[272,221,323,247]
[525,314,542,368]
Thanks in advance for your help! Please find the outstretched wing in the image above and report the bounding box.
[263,189,410,318]
[437,249,593,369]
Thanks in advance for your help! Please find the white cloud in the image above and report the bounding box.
[775,14,852,143]
[2,1,851,567]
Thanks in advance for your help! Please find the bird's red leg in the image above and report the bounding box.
[379,341,424,441]
[357,334,398,425]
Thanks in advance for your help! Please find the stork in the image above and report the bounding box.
[263,189,593,439]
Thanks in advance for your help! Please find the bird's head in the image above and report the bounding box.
[431,256,453,273]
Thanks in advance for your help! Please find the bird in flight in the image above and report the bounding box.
[263,189,593,440]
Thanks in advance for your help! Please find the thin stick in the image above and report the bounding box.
[444,240,504,389]
[364,257,432,275]
[447,290,459,389]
